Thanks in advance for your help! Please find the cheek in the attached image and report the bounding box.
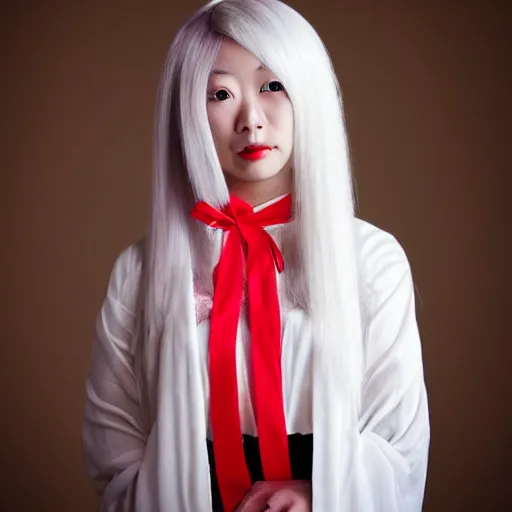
[277,104,294,145]
[284,106,294,137]
[267,98,294,138]
[207,109,230,145]
[206,116,221,142]
[207,104,236,141]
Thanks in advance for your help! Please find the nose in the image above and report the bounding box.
[235,96,265,134]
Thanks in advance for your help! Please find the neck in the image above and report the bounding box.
[225,171,292,207]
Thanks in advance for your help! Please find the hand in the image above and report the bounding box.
[234,480,312,512]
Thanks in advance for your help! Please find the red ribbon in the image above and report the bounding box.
[191,194,293,511]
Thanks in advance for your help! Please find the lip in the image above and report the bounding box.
[237,145,273,161]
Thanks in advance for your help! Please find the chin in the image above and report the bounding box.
[231,161,289,181]
[230,169,284,183]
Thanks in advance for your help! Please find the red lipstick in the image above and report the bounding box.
[237,145,272,161]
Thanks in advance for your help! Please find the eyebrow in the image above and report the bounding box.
[210,64,268,76]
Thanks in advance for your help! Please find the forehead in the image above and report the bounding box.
[210,37,266,75]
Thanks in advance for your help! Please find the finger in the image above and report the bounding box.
[266,489,294,511]
[235,483,275,512]
[287,504,309,512]
[269,501,309,512]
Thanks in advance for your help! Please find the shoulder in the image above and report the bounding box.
[354,218,409,267]
[105,239,144,312]
[354,218,413,302]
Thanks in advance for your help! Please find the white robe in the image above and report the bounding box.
[82,217,430,511]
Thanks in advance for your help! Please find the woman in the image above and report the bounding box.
[82,0,430,510]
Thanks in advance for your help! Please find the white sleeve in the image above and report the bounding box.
[82,245,155,511]
[317,225,430,511]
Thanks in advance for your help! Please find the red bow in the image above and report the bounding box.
[191,194,293,511]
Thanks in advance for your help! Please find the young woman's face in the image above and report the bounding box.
[206,38,294,197]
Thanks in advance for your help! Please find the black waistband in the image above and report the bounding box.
[207,433,313,512]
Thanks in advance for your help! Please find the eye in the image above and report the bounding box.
[260,80,285,93]
[208,89,231,102]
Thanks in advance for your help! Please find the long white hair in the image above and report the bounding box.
[138,0,364,434]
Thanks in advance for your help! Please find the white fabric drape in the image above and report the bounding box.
[82,217,429,511]
[311,221,429,511]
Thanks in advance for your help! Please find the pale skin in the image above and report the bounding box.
[206,38,312,511]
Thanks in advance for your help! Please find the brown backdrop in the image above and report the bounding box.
[1,1,510,510]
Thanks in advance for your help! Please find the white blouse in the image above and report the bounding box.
[83,213,430,511]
